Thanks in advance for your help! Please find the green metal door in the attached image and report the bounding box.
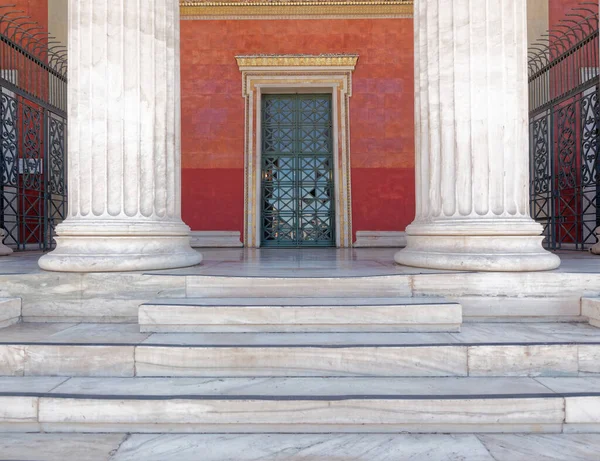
[261,94,335,247]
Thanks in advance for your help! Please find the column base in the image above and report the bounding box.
[38,220,202,272]
[395,234,561,272]
[591,228,600,255]
[0,230,13,256]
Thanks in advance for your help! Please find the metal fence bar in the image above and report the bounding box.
[0,8,67,252]
[528,3,599,251]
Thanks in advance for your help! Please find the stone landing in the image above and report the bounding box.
[1,249,598,324]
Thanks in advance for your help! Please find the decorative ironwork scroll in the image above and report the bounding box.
[0,7,67,251]
[528,4,599,250]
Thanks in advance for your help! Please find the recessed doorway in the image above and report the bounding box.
[260,94,335,247]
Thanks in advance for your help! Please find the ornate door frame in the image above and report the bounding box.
[237,54,358,248]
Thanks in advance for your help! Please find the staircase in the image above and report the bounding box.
[1,285,600,458]
[1,318,600,434]
[139,273,462,332]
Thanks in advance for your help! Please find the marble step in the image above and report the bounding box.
[139,297,463,333]
[1,322,600,377]
[185,274,414,298]
[583,297,600,328]
[1,376,599,433]
[3,433,600,461]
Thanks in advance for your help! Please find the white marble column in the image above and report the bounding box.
[395,0,560,271]
[0,229,12,256]
[592,229,600,255]
[39,0,202,272]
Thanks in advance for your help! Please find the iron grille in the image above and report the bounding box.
[261,94,335,247]
[0,7,67,251]
[528,3,599,251]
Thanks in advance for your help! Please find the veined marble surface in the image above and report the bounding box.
[3,248,599,277]
[2,433,600,461]
[1,322,600,378]
[0,376,69,393]
[113,434,495,461]
[0,376,563,397]
[3,322,600,346]
[0,433,126,461]
[1,249,599,322]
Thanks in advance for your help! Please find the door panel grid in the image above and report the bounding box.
[261,94,335,247]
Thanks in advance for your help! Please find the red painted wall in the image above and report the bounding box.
[3,0,48,29]
[549,0,587,28]
[180,19,415,241]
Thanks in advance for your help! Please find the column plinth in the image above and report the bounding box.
[395,0,560,272]
[592,228,600,255]
[39,0,201,272]
[0,229,12,256]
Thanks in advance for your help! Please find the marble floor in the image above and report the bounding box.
[1,433,599,461]
[2,321,600,345]
[1,248,598,277]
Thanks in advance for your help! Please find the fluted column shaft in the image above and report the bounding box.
[39,0,201,272]
[396,0,560,271]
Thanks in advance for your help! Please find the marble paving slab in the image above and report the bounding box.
[3,322,600,346]
[41,323,150,344]
[0,376,69,393]
[0,323,149,344]
[142,331,459,346]
[145,296,456,306]
[2,432,599,460]
[45,376,555,397]
[477,434,600,461]
[0,323,78,342]
[535,377,600,395]
[111,434,496,461]
[4,248,599,277]
[0,433,126,461]
[450,322,600,344]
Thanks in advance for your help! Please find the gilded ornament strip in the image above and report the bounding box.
[236,55,359,68]
[180,0,413,19]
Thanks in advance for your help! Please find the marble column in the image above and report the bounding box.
[39,0,202,272]
[395,0,560,271]
[591,229,600,255]
[0,229,12,256]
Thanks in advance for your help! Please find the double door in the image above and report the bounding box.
[261,94,335,247]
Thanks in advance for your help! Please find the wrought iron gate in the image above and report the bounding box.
[261,94,335,247]
[0,8,67,251]
[528,4,599,250]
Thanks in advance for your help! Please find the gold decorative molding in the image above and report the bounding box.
[236,54,359,68]
[180,0,413,19]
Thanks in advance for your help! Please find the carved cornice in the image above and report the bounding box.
[236,54,359,68]
[180,0,413,19]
